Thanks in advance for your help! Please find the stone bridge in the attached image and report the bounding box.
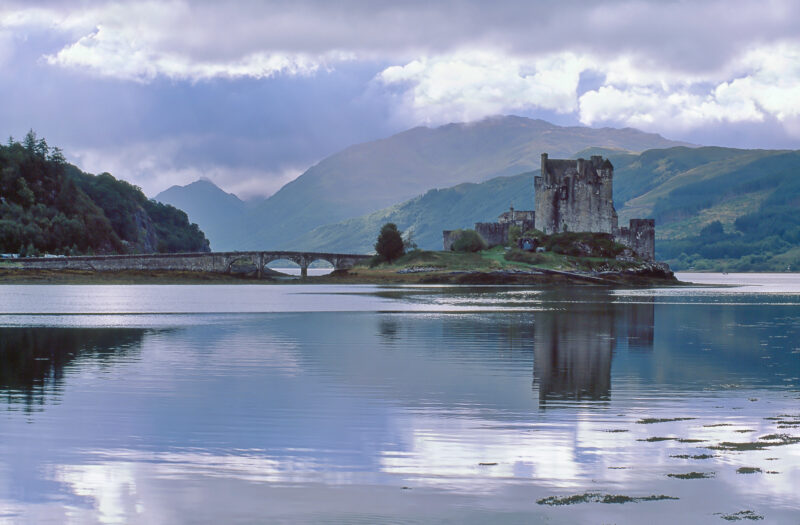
[13,251,372,278]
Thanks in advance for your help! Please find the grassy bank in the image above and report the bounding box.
[329,247,674,285]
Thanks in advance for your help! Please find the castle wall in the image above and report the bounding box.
[498,210,535,224]
[614,219,655,261]
[442,230,458,251]
[474,222,510,248]
[534,154,618,234]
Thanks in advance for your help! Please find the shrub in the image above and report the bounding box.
[451,229,488,252]
[507,225,522,246]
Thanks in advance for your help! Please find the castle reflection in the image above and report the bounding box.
[533,290,654,404]
[0,327,148,412]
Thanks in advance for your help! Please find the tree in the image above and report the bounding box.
[35,137,49,159]
[49,147,66,165]
[23,129,37,153]
[375,223,405,262]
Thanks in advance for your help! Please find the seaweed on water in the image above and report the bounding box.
[638,436,678,442]
[715,510,764,521]
[667,471,715,479]
[706,433,800,451]
[636,417,697,424]
[736,467,762,474]
[759,433,795,441]
[670,454,715,460]
[536,493,678,506]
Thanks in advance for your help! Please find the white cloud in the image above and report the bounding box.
[45,24,327,83]
[71,139,304,198]
[379,50,586,124]
[374,40,800,134]
[579,43,800,132]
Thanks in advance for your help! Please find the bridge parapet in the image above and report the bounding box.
[12,250,372,278]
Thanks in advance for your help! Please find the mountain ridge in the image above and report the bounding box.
[157,115,690,251]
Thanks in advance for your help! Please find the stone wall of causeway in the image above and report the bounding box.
[13,251,372,275]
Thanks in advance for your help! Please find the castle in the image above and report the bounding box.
[443,153,655,260]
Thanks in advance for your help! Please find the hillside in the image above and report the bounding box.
[294,146,800,271]
[293,172,533,253]
[155,180,247,251]
[0,132,209,256]
[158,116,689,251]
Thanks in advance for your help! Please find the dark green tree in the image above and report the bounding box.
[23,129,37,153]
[49,147,66,165]
[375,223,405,262]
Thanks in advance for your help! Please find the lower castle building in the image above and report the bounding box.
[443,152,656,260]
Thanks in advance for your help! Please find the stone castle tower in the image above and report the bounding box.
[534,153,655,261]
[443,152,656,261]
[534,153,618,234]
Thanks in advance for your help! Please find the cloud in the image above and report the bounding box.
[45,25,333,83]
[376,41,800,135]
[379,51,586,124]
[3,0,800,82]
[70,138,305,198]
[579,43,800,132]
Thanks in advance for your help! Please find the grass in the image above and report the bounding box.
[536,493,678,506]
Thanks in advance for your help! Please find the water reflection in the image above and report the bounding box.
[0,283,797,524]
[532,291,654,404]
[0,327,147,411]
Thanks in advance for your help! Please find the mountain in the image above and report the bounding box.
[0,134,209,256]
[292,146,800,271]
[214,116,690,250]
[293,172,533,253]
[155,179,247,251]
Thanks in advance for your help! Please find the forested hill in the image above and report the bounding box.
[0,132,209,256]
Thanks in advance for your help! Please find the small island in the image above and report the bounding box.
[336,153,675,285]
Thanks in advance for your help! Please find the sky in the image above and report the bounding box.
[1,0,800,199]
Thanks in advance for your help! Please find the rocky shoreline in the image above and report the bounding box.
[0,262,679,286]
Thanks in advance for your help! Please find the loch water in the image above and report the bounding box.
[0,274,798,524]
